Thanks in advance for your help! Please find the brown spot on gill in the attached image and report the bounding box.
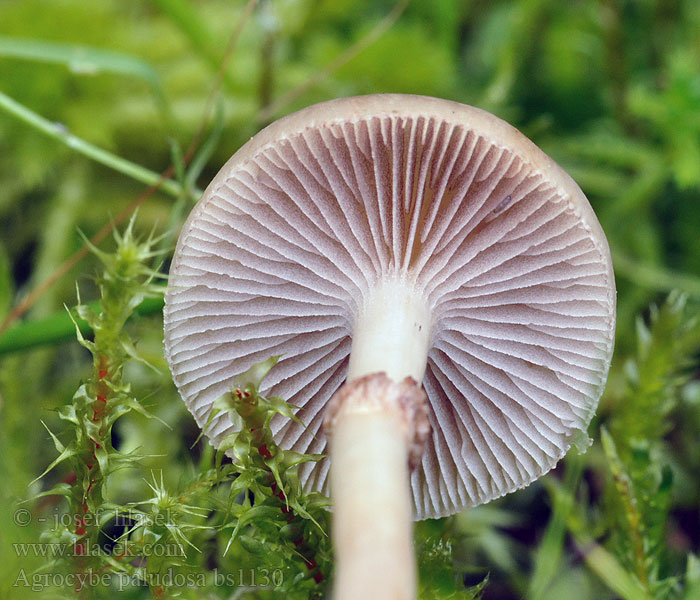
[354,120,392,268]
[401,117,426,270]
[405,123,462,272]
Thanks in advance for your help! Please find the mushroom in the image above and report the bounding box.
[163,94,616,599]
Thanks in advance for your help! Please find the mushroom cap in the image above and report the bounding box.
[164,94,616,520]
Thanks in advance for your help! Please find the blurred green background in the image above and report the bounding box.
[1,1,699,598]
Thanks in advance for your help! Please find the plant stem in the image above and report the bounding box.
[612,249,700,297]
[255,0,409,123]
[0,295,164,355]
[257,0,277,127]
[233,386,326,586]
[0,90,185,198]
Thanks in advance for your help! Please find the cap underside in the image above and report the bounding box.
[164,95,616,519]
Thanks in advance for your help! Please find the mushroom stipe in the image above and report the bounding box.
[164,94,616,600]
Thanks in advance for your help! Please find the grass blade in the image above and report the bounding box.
[0,295,164,355]
[0,35,162,93]
[0,91,197,199]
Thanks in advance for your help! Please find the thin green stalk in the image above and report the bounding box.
[612,249,700,297]
[0,295,164,355]
[570,531,652,600]
[258,0,277,123]
[479,0,548,111]
[256,0,409,123]
[0,35,168,113]
[152,0,239,91]
[0,90,195,199]
[529,455,583,599]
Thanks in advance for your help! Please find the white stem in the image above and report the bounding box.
[330,404,415,600]
[348,277,431,382]
[326,374,430,600]
[326,278,432,599]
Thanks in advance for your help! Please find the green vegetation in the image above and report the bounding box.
[1,1,699,598]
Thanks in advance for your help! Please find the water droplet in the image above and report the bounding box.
[492,195,512,214]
